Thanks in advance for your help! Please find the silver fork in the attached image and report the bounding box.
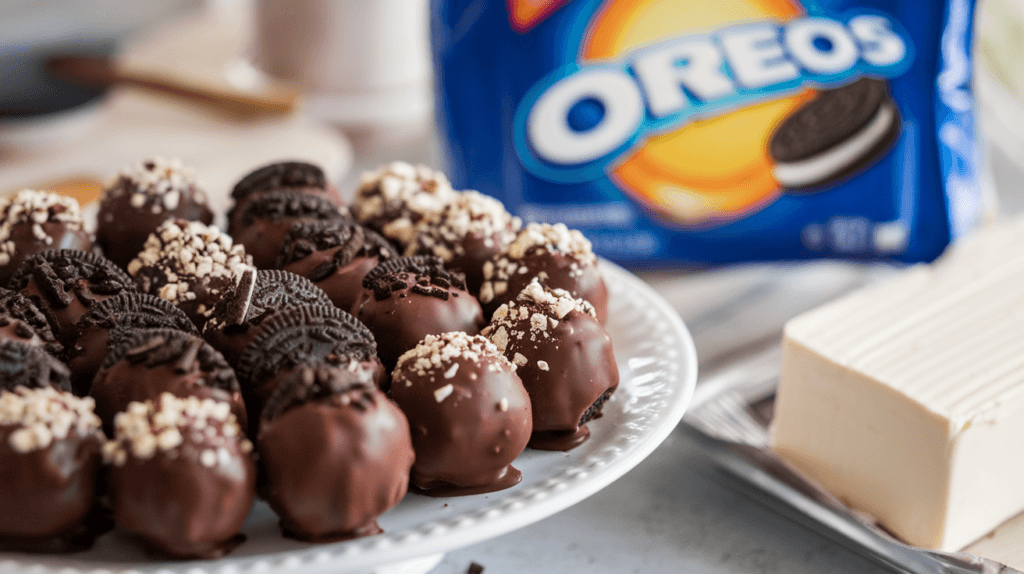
[682,344,1022,574]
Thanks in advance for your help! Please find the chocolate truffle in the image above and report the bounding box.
[258,362,414,541]
[0,288,61,355]
[229,190,347,268]
[128,219,253,330]
[66,292,198,396]
[483,280,618,451]
[391,331,531,495]
[90,329,247,435]
[279,219,396,311]
[352,256,483,370]
[228,161,344,234]
[96,158,215,269]
[203,268,332,366]
[0,190,91,286]
[350,162,457,249]
[480,223,608,324]
[234,304,382,429]
[406,190,521,296]
[0,386,104,549]
[0,340,71,393]
[10,250,136,345]
[103,393,255,559]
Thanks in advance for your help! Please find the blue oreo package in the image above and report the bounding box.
[431,0,981,264]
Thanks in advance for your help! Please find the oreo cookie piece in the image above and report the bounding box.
[90,328,246,434]
[203,269,332,366]
[228,161,344,236]
[278,219,396,311]
[0,340,71,393]
[234,305,381,432]
[769,78,901,191]
[66,292,198,396]
[9,250,136,345]
[228,191,347,267]
[0,288,61,355]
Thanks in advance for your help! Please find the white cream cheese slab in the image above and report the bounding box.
[772,217,1024,551]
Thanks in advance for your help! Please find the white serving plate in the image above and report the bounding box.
[0,260,698,574]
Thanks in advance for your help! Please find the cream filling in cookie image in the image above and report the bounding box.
[772,102,898,189]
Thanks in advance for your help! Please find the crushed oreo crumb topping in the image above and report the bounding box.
[261,361,377,424]
[351,162,457,246]
[0,386,102,453]
[0,288,60,351]
[0,190,84,267]
[276,219,396,270]
[102,392,251,467]
[108,157,202,214]
[127,219,253,311]
[479,223,596,304]
[362,256,466,302]
[406,190,521,261]
[393,331,514,387]
[99,329,239,394]
[236,190,345,229]
[9,250,135,313]
[73,291,197,339]
[231,161,327,200]
[0,340,71,393]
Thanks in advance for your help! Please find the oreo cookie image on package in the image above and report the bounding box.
[433,0,981,264]
[769,78,902,192]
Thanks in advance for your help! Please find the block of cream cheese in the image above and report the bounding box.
[772,217,1024,551]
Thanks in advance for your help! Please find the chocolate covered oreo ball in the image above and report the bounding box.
[483,279,617,451]
[0,386,105,550]
[230,191,347,268]
[480,223,608,324]
[90,329,247,434]
[228,161,343,234]
[96,158,214,269]
[10,250,136,345]
[234,305,382,430]
[103,393,255,559]
[128,219,253,330]
[350,162,456,249]
[352,256,483,370]
[258,363,414,541]
[203,268,332,366]
[406,190,521,296]
[279,219,396,311]
[0,340,71,393]
[0,190,91,286]
[66,292,197,396]
[391,331,531,495]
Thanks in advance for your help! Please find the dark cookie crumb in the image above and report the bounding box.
[231,162,327,201]
[9,250,135,311]
[260,362,377,425]
[236,190,345,230]
[276,219,396,271]
[100,329,238,394]
[363,256,465,302]
[0,340,71,392]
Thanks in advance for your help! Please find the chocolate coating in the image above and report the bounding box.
[479,223,608,324]
[258,363,414,540]
[483,281,617,451]
[0,190,91,287]
[0,340,71,392]
[279,219,396,311]
[96,158,214,269]
[234,305,381,431]
[352,256,483,370]
[105,394,255,559]
[230,191,346,268]
[391,332,531,495]
[10,250,136,345]
[66,292,197,396]
[228,161,344,234]
[204,268,332,366]
[90,329,247,434]
[0,387,104,547]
